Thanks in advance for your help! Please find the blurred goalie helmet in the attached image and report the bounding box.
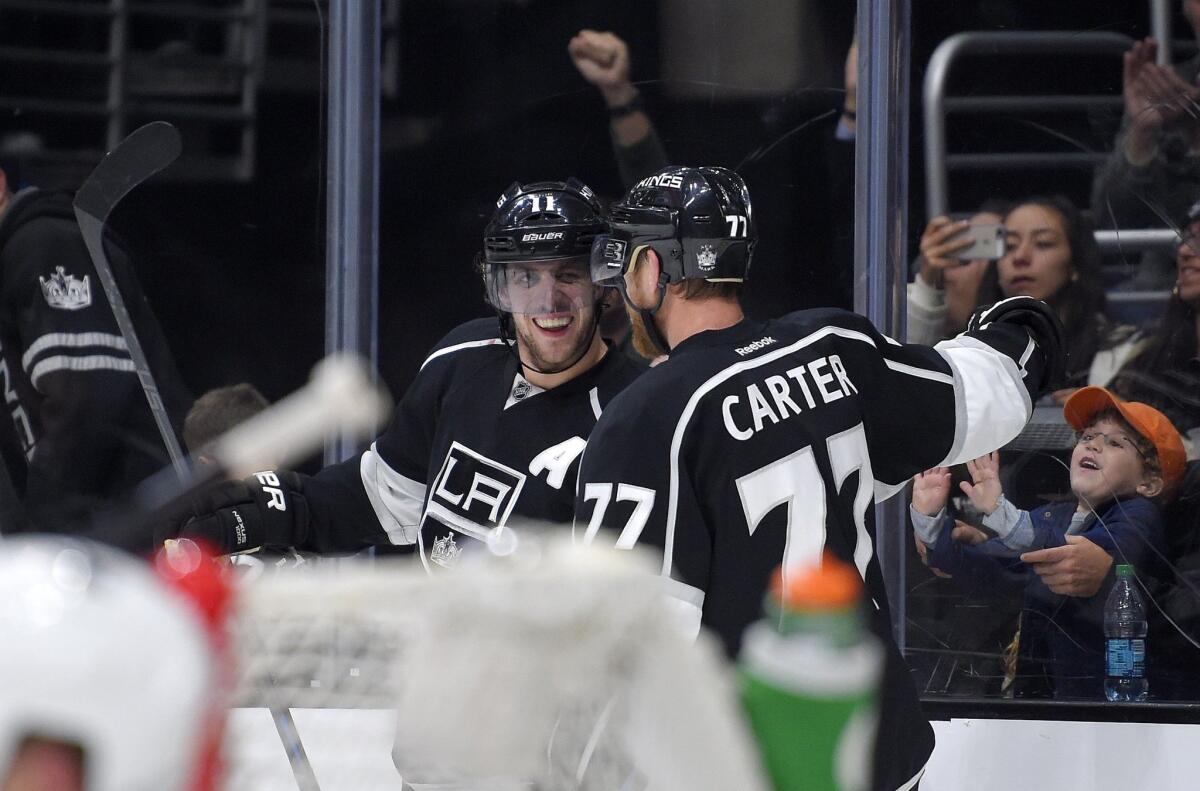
[0,536,231,791]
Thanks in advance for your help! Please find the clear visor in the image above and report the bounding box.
[485,258,598,315]
[589,234,634,284]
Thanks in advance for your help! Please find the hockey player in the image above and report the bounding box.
[576,165,1066,790]
[0,535,232,791]
[168,179,643,568]
[0,163,192,537]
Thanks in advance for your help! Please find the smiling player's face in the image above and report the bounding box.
[505,260,598,372]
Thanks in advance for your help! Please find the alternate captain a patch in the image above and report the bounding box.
[39,266,92,310]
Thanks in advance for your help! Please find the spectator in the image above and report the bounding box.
[913,386,1184,698]
[183,383,270,465]
[975,196,1137,394]
[0,162,192,540]
[906,199,1012,345]
[568,29,668,190]
[1091,32,1200,290]
[1109,220,1200,455]
[570,29,667,363]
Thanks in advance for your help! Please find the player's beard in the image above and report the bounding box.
[625,304,664,359]
[513,306,596,374]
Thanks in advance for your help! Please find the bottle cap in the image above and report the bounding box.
[1115,564,1133,579]
[770,552,862,612]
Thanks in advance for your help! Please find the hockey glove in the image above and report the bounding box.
[967,296,1066,397]
[170,470,308,555]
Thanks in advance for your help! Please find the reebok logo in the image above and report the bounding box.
[735,336,776,356]
[522,231,563,242]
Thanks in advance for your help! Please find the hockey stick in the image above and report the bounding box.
[73,121,189,481]
[142,354,390,791]
[126,355,389,791]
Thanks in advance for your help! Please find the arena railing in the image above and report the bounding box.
[922,31,1176,323]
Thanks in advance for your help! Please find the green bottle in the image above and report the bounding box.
[739,555,883,791]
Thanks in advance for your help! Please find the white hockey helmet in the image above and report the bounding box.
[0,536,229,791]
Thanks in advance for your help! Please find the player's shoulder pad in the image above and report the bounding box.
[419,317,509,372]
[593,356,693,434]
[773,307,893,347]
[599,348,646,390]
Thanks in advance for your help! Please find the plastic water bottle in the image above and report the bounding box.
[739,554,882,791]
[1103,564,1148,702]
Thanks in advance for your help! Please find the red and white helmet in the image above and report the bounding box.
[0,536,232,791]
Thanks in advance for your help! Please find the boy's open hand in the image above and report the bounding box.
[960,452,1002,515]
[912,467,951,517]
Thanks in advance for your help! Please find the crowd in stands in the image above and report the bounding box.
[904,25,1200,701]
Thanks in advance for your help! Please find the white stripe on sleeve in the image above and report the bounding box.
[29,355,136,392]
[22,332,128,373]
[359,443,427,546]
[933,335,1033,466]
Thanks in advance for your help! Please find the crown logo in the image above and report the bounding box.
[430,533,462,568]
[697,244,718,272]
[39,266,92,311]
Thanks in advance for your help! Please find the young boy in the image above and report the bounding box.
[909,386,1186,698]
[911,386,1186,557]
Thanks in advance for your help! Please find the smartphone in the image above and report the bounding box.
[948,223,1005,261]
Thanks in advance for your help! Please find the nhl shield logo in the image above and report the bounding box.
[39,266,92,310]
[430,533,462,568]
[511,379,533,401]
[697,244,718,272]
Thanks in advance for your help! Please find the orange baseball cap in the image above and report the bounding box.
[1063,386,1187,490]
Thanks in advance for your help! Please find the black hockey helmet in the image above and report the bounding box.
[483,177,607,265]
[589,165,756,287]
[481,178,609,316]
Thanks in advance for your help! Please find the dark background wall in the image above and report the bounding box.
[0,0,1162,415]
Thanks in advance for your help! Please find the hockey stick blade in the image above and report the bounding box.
[73,122,188,480]
[74,121,181,223]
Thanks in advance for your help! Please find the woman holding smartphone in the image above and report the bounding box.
[910,195,1135,396]
[907,200,1010,345]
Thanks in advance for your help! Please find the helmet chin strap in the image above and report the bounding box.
[496,300,606,377]
[615,271,672,356]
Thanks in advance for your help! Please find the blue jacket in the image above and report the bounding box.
[926,496,1167,699]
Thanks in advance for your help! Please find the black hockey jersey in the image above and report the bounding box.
[299,318,643,567]
[575,307,1050,791]
[0,188,191,527]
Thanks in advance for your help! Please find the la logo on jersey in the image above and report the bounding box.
[426,442,528,540]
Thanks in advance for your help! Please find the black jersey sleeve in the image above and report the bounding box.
[803,307,1051,486]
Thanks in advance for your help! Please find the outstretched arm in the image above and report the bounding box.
[568,29,668,188]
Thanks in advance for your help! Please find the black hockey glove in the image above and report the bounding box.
[967,296,1066,397]
[168,471,308,555]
